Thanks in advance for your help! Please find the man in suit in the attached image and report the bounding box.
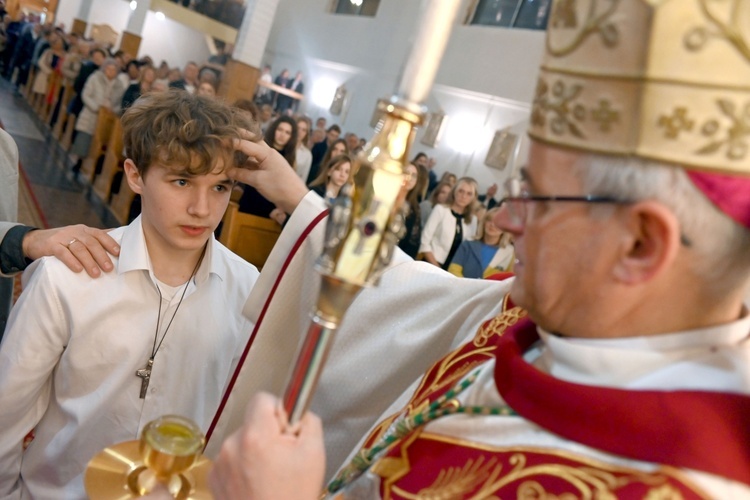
[272,69,291,113]
[169,61,199,93]
[287,71,304,114]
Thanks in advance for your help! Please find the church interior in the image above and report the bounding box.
[2,0,550,240]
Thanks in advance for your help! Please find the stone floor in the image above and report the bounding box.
[1,78,119,231]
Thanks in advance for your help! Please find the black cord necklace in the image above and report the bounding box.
[135,246,206,399]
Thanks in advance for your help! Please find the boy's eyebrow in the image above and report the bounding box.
[165,170,196,178]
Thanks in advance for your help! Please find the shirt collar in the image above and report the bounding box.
[117,216,228,284]
[531,311,750,386]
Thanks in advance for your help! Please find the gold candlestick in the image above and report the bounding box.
[84,415,212,499]
[282,0,462,425]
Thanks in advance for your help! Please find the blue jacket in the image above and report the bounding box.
[448,240,514,279]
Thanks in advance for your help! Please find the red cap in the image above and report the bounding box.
[686,171,750,229]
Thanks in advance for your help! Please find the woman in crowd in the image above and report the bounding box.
[448,207,514,279]
[121,65,156,110]
[32,33,66,104]
[69,59,124,173]
[49,39,86,127]
[167,67,182,86]
[265,115,298,167]
[315,138,347,178]
[309,154,352,205]
[238,116,298,218]
[197,81,217,97]
[61,40,87,88]
[397,163,428,259]
[295,116,313,183]
[420,180,453,228]
[439,171,458,187]
[412,152,428,167]
[154,61,170,88]
[118,60,140,90]
[419,177,478,270]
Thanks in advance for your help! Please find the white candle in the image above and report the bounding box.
[396,0,462,104]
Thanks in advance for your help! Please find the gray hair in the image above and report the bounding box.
[100,58,119,71]
[575,154,750,294]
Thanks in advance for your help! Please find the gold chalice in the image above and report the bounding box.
[84,415,212,499]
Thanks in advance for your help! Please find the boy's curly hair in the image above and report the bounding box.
[121,90,259,176]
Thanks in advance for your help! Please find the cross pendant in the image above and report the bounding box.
[136,358,153,399]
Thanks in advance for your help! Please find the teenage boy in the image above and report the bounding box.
[0,91,260,498]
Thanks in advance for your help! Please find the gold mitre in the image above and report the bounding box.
[528,0,750,175]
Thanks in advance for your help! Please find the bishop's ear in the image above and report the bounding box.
[612,201,682,285]
[123,159,144,195]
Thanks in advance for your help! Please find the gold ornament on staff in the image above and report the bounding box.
[84,415,212,499]
[282,0,463,425]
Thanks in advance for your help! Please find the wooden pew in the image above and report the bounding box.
[51,81,74,137]
[60,110,77,150]
[109,174,137,225]
[22,67,36,100]
[93,117,124,202]
[80,107,116,183]
[40,72,62,122]
[218,201,282,270]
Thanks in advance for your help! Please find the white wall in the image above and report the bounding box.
[87,0,131,36]
[138,12,211,69]
[54,0,81,30]
[263,0,545,190]
[55,0,210,68]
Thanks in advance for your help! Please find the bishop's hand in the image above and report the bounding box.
[229,130,309,216]
[208,392,325,500]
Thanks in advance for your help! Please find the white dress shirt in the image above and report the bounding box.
[0,216,258,499]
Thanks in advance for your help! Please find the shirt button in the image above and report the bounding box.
[151,387,158,394]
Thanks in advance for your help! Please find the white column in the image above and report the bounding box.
[77,0,94,22]
[232,0,281,67]
[125,0,152,36]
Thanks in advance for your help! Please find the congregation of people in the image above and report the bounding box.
[0,13,226,171]
[244,96,514,276]
[4,0,749,498]
[0,10,514,280]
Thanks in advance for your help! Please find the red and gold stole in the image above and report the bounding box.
[350,299,750,499]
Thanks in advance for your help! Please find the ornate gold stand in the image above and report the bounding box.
[84,440,212,499]
[85,415,211,499]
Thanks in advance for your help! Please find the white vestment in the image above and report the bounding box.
[207,192,514,478]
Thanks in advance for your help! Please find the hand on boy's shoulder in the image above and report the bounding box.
[22,225,120,278]
[229,129,309,216]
